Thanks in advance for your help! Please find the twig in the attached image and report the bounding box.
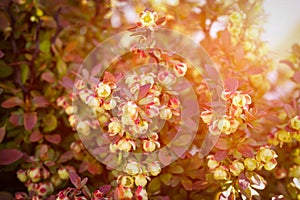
[51,7,63,44]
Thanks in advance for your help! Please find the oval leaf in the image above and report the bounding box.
[44,134,61,144]
[1,97,23,108]
[24,112,37,131]
[0,149,23,165]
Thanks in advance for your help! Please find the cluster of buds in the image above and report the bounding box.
[207,146,278,181]
[201,90,252,136]
[228,11,245,40]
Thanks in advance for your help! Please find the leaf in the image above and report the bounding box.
[292,71,300,83]
[160,173,172,186]
[87,162,103,175]
[181,177,193,191]
[168,165,184,174]
[0,127,5,143]
[224,78,239,92]
[41,71,56,83]
[42,114,57,132]
[24,112,37,131]
[158,149,173,166]
[99,185,111,194]
[56,58,67,78]
[0,61,13,78]
[0,149,23,165]
[173,134,193,146]
[1,97,23,108]
[215,138,230,150]
[102,71,116,83]
[29,129,43,142]
[138,83,151,100]
[280,60,295,70]
[91,64,103,77]
[147,177,161,193]
[156,17,166,25]
[215,150,228,161]
[237,145,254,158]
[20,64,29,84]
[9,112,23,126]
[32,96,49,108]
[44,134,61,144]
[69,171,81,189]
[58,151,74,163]
[59,76,74,89]
[40,39,51,54]
[283,104,295,119]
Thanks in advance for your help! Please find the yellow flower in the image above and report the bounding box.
[17,169,27,183]
[108,121,122,136]
[28,167,41,183]
[290,116,300,130]
[217,118,231,134]
[229,11,244,24]
[256,148,277,163]
[264,159,277,171]
[142,140,157,152]
[277,129,292,143]
[157,70,176,87]
[242,41,255,52]
[86,96,101,107]
[120,176,134,188]
[65,106,78,115]
[229,160,244,176]
[134,174,148,187]
[103,99,117,110]
[159,108,172,120]
[140,10,157,27]
[201,110,212,124]
[124,162,141,176]
[232,93,251,108]
[213,167,228,181]
[207,156,219,169]
[117,138,135,152]
[96,82,111,98]
[289,166,300,178]
[58,168,69,180]
[244,158,257,171]
[147,162,161,176]
[245,25,260,40]
[76,120,91,136]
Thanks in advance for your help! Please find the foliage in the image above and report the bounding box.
[0,0,299,199]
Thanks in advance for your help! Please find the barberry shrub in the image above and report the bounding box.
[0,0,299,200]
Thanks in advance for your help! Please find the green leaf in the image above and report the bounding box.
[20,64,29,84]
[40,39,51,54]
[147,177,161,193]
[0,61,13,78]
[56,58,67,78]
[168,164,184,174]
[42,114,57,132]
[160,173,172,186]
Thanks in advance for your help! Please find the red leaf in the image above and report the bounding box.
[9,112,23,126]
[1,97,23,108]
[138,84,151,100]
[44,134,61,144]
[224,78,239,92]
[215,138,230,150]
[69,171,81,189]
[32,96,49,108]
[0,127,5,143]
[237,145,254,158]
[24,112,37,131]
[283,104,295,119]
[29,129,43,142]
[156,17,166,25]
[99,185,111,194]
[58,151,74,163]
[292,71,300,83]
[280,60,296,70]
[0,149,23,165]
[41,71,55,83]
[215,150,228,161]
[87,162,102,175]
[103,71,116,83]
[59,76,74,89]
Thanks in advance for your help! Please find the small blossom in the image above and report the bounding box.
[142,140,158,152]
[147,162,161,176]
[117,138,136,152]
[17,169,27,182]
[159,107,172,120]
[173,62,187,77]
[245,25,260,40]
[290,115,300,130]
[86,95,101,107]
[41,168,50,179]
[58,168,69,180]
[207,156,219,169]
[120,175,134,188]
[229,160,244,176]
[276,129,292,143]
[76,120,91,136]
[103,99,117,110]
[229,11,244,24]
[264,159,277,171]
[108,121,122,136]
[217,118,231,134]
[135,186,148,200]
[213,167,228,180]
[244,158,257,171]
[134,174,148,187]
[139,10,157,27]
[28,167,41,183]
[157,70,176,87]
[65,106,78,115]
[57,96,68,108]
[231,93,251,108]
[96,82,111,98]
[201,110,213,124]
[74,80,86,90]
[124,162,141,176]
[256,147,277,163]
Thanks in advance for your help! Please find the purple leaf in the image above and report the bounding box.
[99,185,111,194]
[24,112,37,131]
[29,129,43,142]
[138,84,151,100]
[58,151,74,163]
[44,134,61,145]
[1,97,23,108]
[224,78,239,92]
[69,171,81,189]
[32,96,49,108]
[0,149,23,165]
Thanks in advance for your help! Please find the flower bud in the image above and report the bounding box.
[290,116,300,130]
[244,158,257,171]
[159,108,172,120]
[117,138,135,152]
[108,121,122,136]
[142,140,157,152]
[256,148,277,163]
[17,169,28,183]
[58,168,69,180]
[157,71,176,87]
[76,121,91,136]
[41,168,50,179]
[120,176,134,188]
[124,162,141,176]
[134,174,148,187]
[232,93,251,108]
[229,160,244,176]
[277,129,292,143]
[28,167,41,183]
[65,106,78,115]
[213,167,228,180]
[147,162,161,176]
[96,82,111,98]
[264,158,277,171]
[217,118,231,134]
[173,62,187,77]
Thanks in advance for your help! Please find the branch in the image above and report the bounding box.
[51,7,63,44]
